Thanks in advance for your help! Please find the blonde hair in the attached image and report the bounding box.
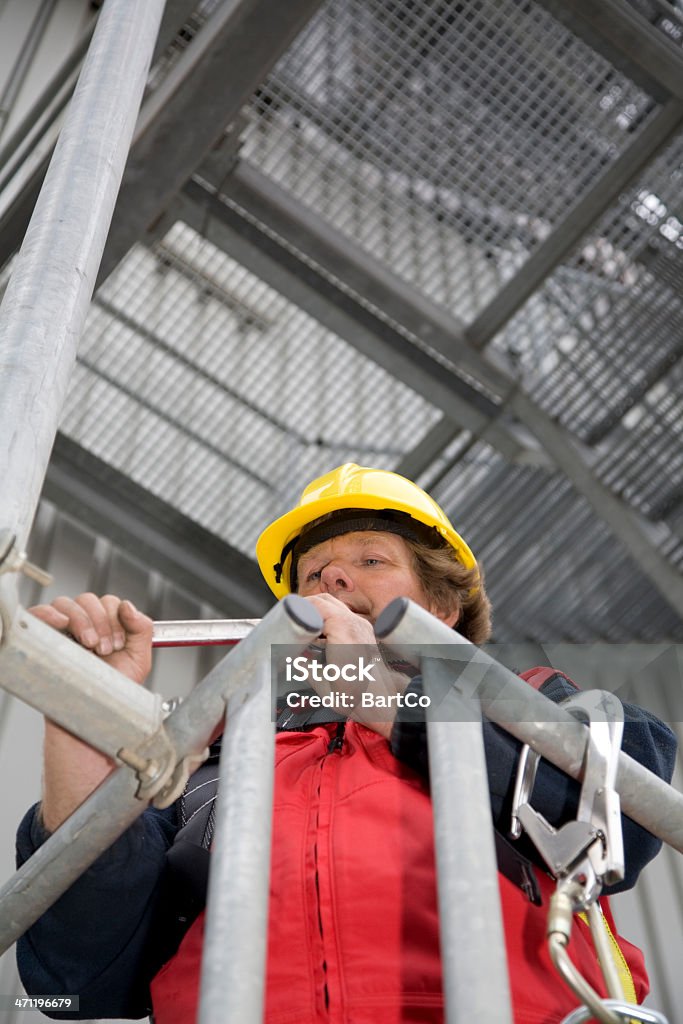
[404,538,492,645]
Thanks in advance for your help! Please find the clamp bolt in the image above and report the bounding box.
[0,531,52,587]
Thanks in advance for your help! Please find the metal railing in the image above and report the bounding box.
[4,595,683,1022]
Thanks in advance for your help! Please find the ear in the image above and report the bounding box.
[432,603,460,629]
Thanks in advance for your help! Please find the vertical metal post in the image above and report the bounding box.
[422,657,513,1024]
[0,0,59,142]
[375,599,683,852]
[0,0,166,553]
[198,660,275,1024]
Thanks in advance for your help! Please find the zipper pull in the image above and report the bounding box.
[327,722,345,753]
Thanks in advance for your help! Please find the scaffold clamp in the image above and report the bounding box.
[117,725,208,807]
[0,529,53,588]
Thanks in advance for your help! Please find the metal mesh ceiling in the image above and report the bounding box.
[61,224,440,553]
[4,0,683,640]
[492,132,683,450]
[241,0,656,320]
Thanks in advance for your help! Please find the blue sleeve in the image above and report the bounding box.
[390,674,677,892]
[15,802,177,1020]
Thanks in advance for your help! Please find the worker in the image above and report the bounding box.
[16,464,676,1022]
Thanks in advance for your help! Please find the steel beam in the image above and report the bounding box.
[395,418,463,482]
[465,98,683,349]
[153,0,205,63]
[179,170,540,465]
[507,390,683,621]
[96,0,326,285]
[0,20,92,270]
[216,164,513,396]
[0,1,324,275]
[402,95,683,478]
[181,163,683,621]
[539,0,683,103]
[43,434,272,617]
[0,0,59,142]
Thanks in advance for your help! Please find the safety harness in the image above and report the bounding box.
[162,670,563,946]
[149,666,655,1024]
[509,673,668,1023]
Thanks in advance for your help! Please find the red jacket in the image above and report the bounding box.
[151,720,647,1024]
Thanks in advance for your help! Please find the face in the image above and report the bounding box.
[296,530,459,626]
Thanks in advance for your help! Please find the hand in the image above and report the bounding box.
[302,594,409,739]
[29,593,154,832]
[29,592,153,685]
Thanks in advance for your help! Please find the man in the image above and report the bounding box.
[17,464,676,1022]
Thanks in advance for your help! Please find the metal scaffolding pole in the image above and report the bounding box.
[198,661,275,1024]
[0,0,165,558]
[0,596,323,954]
[422,659,513,1024]
[377,599,683,1023]
[0,609,163,760]
[375,599,683,854]
[0,0,59,142]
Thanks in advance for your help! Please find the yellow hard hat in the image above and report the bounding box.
[256,463,477,598]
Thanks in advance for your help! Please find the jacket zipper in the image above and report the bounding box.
[327,721,345,754]
[315,722,346,1018]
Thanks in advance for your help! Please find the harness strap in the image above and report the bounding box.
[165,681,547,932]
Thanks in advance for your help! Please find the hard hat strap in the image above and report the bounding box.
[275,508,443,591]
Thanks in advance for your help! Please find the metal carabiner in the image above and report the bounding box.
[510,740,540,839]
[559,998,669,1024]
[573,690,624,886]
[510,688,625,901]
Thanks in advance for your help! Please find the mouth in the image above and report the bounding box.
[342,604,373,620]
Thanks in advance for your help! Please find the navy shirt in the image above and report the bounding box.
[16,674,677,1019]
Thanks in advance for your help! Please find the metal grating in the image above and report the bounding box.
[42,0,682,643]
[0,0,681,651]
[488,129,683,532]
[242,0,656,321]
[61,223,441,555]
[432,447,683,642]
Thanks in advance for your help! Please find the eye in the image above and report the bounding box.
[363,558,382,567]
[305,568,322,582]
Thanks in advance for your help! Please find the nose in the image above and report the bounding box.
[319,561,355,594]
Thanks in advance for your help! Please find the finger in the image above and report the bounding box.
[303,593,350,623]
[101,595,152,650]
[116,599,152,635]
[99,594,127,652]
[74,592,119,656]
[51,595,102,650]
[27,604,70,631]
[116,599,153,679]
